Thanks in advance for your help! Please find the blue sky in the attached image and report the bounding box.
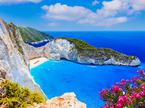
[0,0,145,31]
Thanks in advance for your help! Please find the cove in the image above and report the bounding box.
[30,31,145,107]
[30,60,142,108]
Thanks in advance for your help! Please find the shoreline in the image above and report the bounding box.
[29,57,48,69]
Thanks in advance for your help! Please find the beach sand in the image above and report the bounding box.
[30,57,48,69]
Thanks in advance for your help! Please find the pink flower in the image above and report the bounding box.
[111,85,122,93]
[131,92,137,98]
[99,89,108,95]
[99,69,145,108]
[109,105,114,108]
[118,79,125,86]
[119,82,125,86]
[116,103,123,108]
[116,95,128,107]
[121,79,125,82]
[123,95,128,101]
[118,96,124,103]
[117,96,126,104]
[135,93,141,99]
[126,80,129,83]
[139,91,145,96]
[131,92,141,99]
[131,76,140,82]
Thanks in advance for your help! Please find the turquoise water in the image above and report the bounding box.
[31,60,142,107]
[30,31,145,108]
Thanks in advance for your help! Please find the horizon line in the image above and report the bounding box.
[44,30,145,32]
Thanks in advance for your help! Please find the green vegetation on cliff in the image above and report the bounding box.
[18,27,53,42]
[0,80,45,108]
[60,37,137,62]
[64,38,97,51]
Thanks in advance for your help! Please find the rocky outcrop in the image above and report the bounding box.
[27,93,86,108]
[0,18,39,90]
[24,38,77,61]
[25,38,141,66]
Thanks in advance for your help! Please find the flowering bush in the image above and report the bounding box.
[99,69,145,108]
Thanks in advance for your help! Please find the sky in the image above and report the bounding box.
[0,0,145,31]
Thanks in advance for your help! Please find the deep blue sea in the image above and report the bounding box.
[30,31,145,108]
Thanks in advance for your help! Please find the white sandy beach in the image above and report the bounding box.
[29,57,48,69]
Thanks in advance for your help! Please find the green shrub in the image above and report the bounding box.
[0,80,45,108]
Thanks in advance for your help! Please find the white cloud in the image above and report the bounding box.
[92,0,99,6]
[131,0,145,11]
[0,0,42,4]
[103,0,122,10]
[42,4,94,21]
[42,0,145,26]
[98,0,145,17]
[97,0,130,18]
[42,3,127,26]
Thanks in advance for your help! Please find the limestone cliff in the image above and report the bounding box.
[24,38,141,66]
[0,18,39,90]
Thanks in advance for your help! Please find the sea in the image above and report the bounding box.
[30,31,145,108]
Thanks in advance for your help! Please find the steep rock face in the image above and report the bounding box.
[25,38,141,66]
[24,38,77,61]
[28,93,86,108]
[24,43,50,60]
[0,18,39,90]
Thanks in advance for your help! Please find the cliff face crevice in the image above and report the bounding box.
[0,68,7,79]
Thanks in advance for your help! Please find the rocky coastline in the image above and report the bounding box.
[0,18,141,108]
[25,38,141,67]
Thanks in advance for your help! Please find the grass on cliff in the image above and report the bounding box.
[65,38,97,50]
[0,80,45,108]
[18,27,53,42]
[59,37,136,61]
